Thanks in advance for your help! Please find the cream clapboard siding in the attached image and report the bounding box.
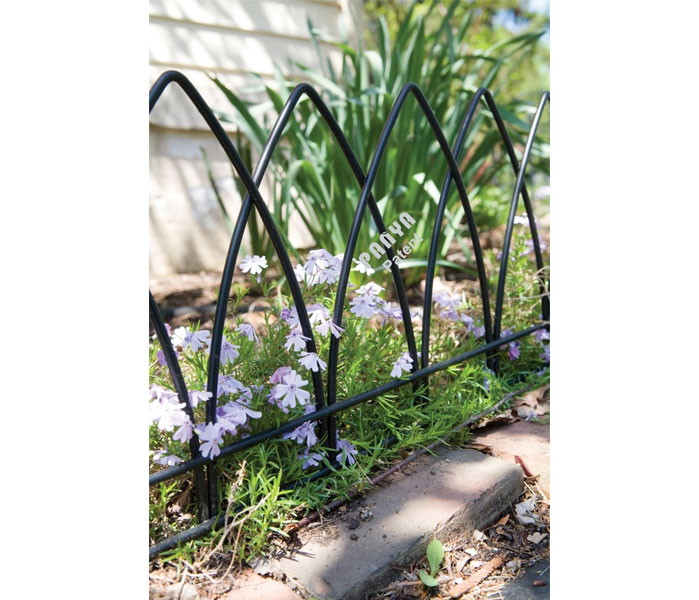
[150,0,361,276]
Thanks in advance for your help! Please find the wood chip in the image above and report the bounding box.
[447,555,504,597]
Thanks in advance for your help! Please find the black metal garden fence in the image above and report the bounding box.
[148,70,550,557]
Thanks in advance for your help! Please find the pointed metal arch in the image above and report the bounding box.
[421,88,550,368]
[326,82,494,427]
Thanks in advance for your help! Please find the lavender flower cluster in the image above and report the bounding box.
[150,246,547,475]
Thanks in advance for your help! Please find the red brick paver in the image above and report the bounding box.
[219,571,299,600]
[472,421,550,495]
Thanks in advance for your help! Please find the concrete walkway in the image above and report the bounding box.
[252,446,523,600]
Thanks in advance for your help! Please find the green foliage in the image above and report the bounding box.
[149,229,549,564]
[419,570,440,587]
[419,538,445,587]
[212,0,549,286]
[427,538,445,574]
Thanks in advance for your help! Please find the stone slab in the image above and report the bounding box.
[472,421,550,494]
[260,447,523,600]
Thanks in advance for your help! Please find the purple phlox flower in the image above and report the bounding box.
[250,384,265,395]
[294,263,310,285]
[280,306,300,328]
[218,340,240,365]
[304,404,316,415]
[315,319,344,338]
[236,400,262,420]
[536,366,548,376]
[304,249,334,273]
[298,351,327,372]
[498,329,513,351]
[460,313,474,328]
[483,365,496,392]
[356,282,384,297]
[183,329,211,352]
[153,451,183,467]
[151,398,188,432]
[440,308,460,321]
[217,400,262,434]
[350,294,382,318]
[379,302,403,323]
[520,240,534,257]
[336,438,358,466]
[156,348,178,366]
[235,323,259,342]
[267,391,289,414]
[391,352,413,378]
[239,254,268,276]
[269,366,293,385]
[215,407,240,436]
[507,342,520,361]
[302,249,343,285]
[535,185,550,200]
[164,323,172,337]
[379,302,403,319]
[315,259,342,285]
[285,327,310,352]
[196,422,224,459]
[473,325,486,339]
[434,291,463,319]
[170,326,189,348]
[352,258,375,275]
[217,374,244,398]
[534,329,550,343]
[520,239,548,257]
[271,370,310,409]
[282,420,318,448]
[298,449,325,470]
[188,390,212,409]
[306,303,331,325]
[148,397,165,422]
[149,384,176,402]
[540,344,550,363]
[433,291,461,311]
[173,419,194,443]
[238,386,253,402]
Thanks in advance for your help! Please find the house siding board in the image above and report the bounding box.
[149,0,359,275]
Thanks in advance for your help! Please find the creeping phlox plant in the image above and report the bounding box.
[149,227,549,562]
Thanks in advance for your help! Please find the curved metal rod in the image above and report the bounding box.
[150,70,324,514]
[149,292,201,444]
[493,92,550,340]
[149,71,324,432]
[326,82,494,423]
[228,82,420,448]
[421,87,550,368]
[149,291,209,518]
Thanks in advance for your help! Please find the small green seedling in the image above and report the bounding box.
[418,539,445,588]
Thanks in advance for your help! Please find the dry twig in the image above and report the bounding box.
[448,555,504,597]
